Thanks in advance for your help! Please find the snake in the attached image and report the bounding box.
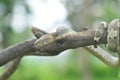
[34,27,76,49]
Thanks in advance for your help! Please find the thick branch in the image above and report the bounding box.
[0,39,35,66]
[0,29,107,66]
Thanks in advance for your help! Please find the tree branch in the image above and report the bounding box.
[0,39,35,66]
[0,57,22,80]
[0,28,107,67]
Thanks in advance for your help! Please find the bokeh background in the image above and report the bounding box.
[0,0,120,80]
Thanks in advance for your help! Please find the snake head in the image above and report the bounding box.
[107,19,120,52]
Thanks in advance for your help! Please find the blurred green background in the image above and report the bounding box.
[0,0,120,80]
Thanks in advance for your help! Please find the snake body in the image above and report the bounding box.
[107,19,120,52]
[34,27,76,49]
[93,19,120,52]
